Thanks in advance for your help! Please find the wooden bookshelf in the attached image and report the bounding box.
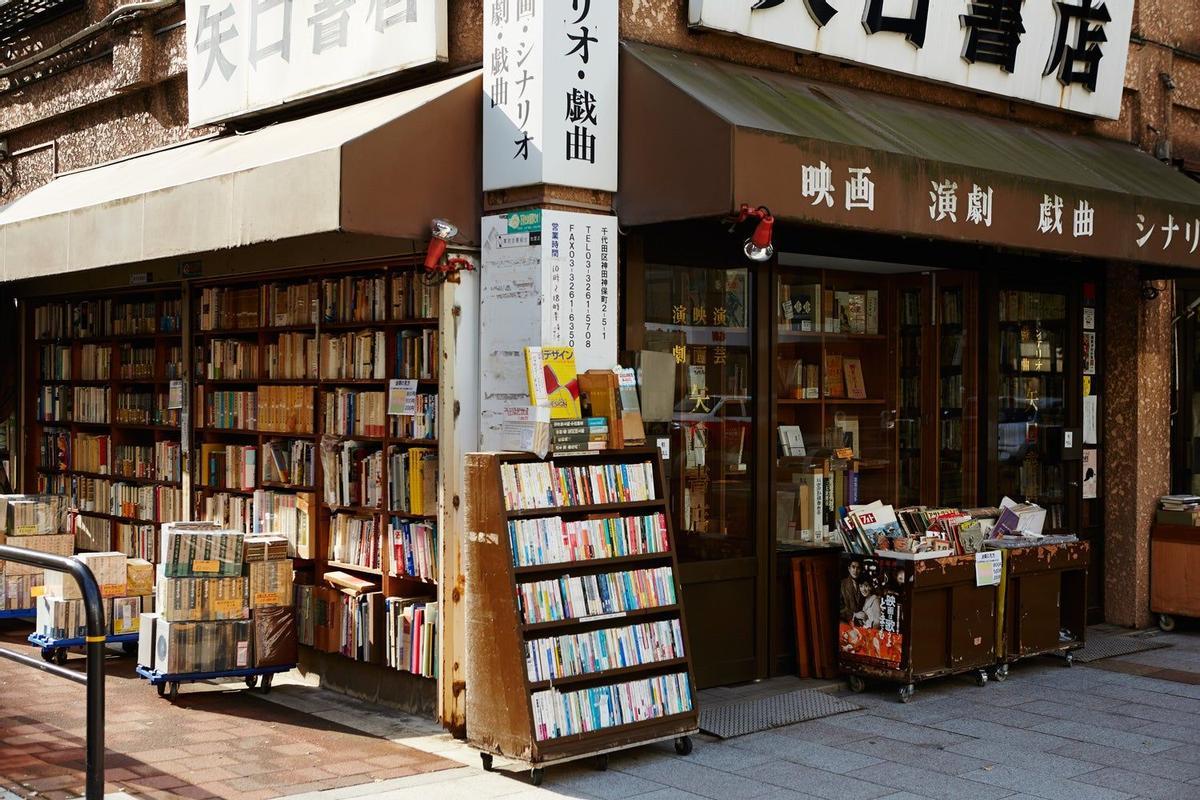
[465,448,698,784]
[27,287,185,561]
[190,262,441,670]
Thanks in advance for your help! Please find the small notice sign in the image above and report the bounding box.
[975,551,1002,587]
[388,379,419,416]
[192,559,219,574]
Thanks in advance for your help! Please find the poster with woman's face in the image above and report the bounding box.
[838,556,903,669]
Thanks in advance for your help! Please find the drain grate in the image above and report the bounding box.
[699,690,861,739]
[1073,634,1171,663]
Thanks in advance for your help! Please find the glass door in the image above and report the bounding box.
[995,289,1068,530]
[897,281,925,507]
[936,274,978,506]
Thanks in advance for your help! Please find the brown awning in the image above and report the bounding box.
[619,42,1200,269]
[0,70,481,281]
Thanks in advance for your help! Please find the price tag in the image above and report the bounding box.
[212,598,243,616]
[975,551,1002,587]
[192,559,220,574]
[30,586,44,598]
[253,591,283,607]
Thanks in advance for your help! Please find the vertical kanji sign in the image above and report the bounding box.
[186,0,447,127]
[484,0,618,190]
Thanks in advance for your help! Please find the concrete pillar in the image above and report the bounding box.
[1103,263,1172,627]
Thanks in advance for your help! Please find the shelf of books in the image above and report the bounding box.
[29,289,185,562]
[191,263,441,678]
[774,270,895,552]
[464,448,698,775]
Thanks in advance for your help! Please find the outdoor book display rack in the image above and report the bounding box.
[1150,524,1200,632]
[464,449,699,786]
[135,662,295,702]
[838,551,1000,703]
[28,631,138,665]
[992,540,1088,672]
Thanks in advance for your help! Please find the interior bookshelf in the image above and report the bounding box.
[190,261,441,672]
[28,288,185,561]
[465,449,698,780]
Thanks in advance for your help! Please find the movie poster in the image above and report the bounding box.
[838,556,903,669]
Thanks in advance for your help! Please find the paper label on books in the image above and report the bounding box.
[579,611,626,624]
[656,437,670,461]
[168,380,184,410]
[192,559,219,573]
[253,591,283,607]
[1083,308,1096,331]
[213,598,242,616]
[388,379,419,416]
[30,586,44,598]
[236,641,249,668]
[974,551,1002,587]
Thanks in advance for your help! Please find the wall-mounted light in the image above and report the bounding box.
[423,218,475,284]
[731,204,775,262]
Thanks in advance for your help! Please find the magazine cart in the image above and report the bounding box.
[839,551,1000,702]
[989,538,1088,674]
[136,661,295,702]
[1150,524,1200,631]
[464,449,699,785]
[28,630,138,664]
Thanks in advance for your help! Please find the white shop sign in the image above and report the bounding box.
[483,0,618,191]
[186,0,447,127]
[688,0,1133,119]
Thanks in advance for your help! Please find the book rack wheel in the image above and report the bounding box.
[54,649,67,666]
[847,675,866,693]
[674,736,693,756]
[1159,613,1176,632]
[974,669,988,688]
[992,664,1009,682]
[122,641,137,656]
[245,675,259,689]
[529,768,544,786]
[594,754,609,771]
[479,753,494,772]
[39,648,53,663]
[156,682,166,697]
[261,674,274,693]
[168,682,180,702]
[897,684,914,703]
[1062,652,1074,668]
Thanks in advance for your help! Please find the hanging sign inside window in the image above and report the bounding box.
[688,0,1133,119]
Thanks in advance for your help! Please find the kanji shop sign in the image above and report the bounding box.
[688,0,1133,119]
[185,0,447,127]
[483,0,618,191]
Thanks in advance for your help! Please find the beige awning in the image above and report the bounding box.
[0,70,481,282]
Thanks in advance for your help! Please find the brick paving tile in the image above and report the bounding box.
[0,623,457,800]
[320,759,378,776]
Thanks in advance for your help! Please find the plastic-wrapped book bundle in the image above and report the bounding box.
[0,495,73,579]
[38,552,154,639]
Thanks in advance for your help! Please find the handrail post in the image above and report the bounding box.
[0,546,106,800]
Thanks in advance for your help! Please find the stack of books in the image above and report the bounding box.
[550,418,608,453]
[1157,495,1200,526]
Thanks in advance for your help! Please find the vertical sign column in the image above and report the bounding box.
[480,0,619,449]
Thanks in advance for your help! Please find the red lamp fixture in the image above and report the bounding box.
[732,204,775,262]
[423,218,475,282]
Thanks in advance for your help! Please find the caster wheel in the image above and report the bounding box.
[530,768,544,786]
[847,675,867,693]
[595,754,609,771]
[1063,653,1074,668]
[245,675,258,689]
[898,685,915,704]
[674,736,693,756]
[261,674,273,694]
[156,682,166,698]
[122,641,137,656]
[168,682,180,702]
[480,753,494,772]
[992,664,1009,683]
[40,649,53,663]
[1159,613,1176,633]
[975,670,989,688]
[55,649,67,666]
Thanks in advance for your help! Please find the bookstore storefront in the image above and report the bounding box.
[617,42,1200,687]
[0,72,482,713]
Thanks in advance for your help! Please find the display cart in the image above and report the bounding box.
[990,539,1088,675]
[28,631,138,664]
[136,663,294,702]
[1150,524,1200,631]
[0,608,35,620]
[839,552,1000,703]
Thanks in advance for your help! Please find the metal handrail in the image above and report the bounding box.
[0,546,105,800]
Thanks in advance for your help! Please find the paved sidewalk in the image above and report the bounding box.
[270,627,1200,800]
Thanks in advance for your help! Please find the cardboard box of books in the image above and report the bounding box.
[69,512,109,552]
[160,523,244,578]
[76,552,128,598]
[37,595,86,640]
[156,576,249,622]
[1,534,74,576]
[2,573,43,610]
[1,495,67,537]
[125,559,154,597]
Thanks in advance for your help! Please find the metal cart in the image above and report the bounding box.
[991,540,1089,674]
[136,663,294,702]
[0,608,35,620]
[28,631,138,664]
